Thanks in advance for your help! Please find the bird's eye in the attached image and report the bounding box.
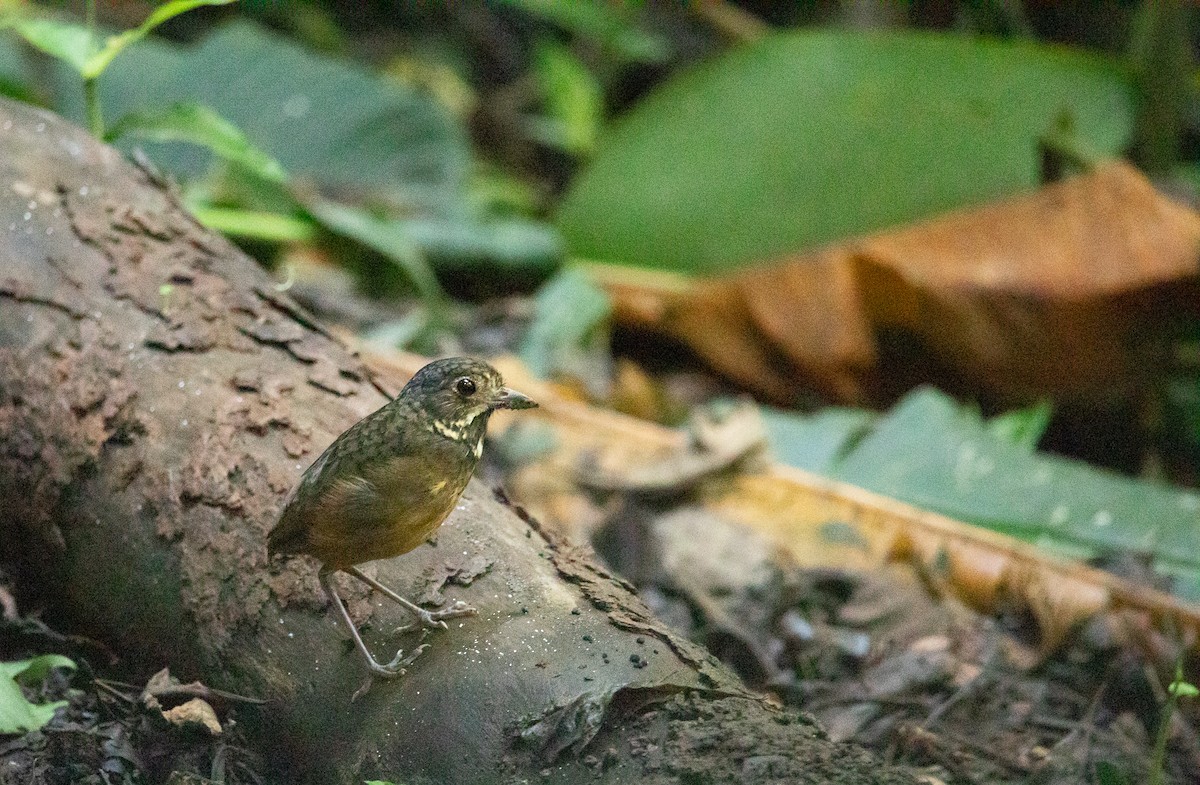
[454,377,477,396]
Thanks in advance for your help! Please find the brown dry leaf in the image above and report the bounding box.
[593,162,1200,405]
[161,697,223,736]
[360,347,1200,654]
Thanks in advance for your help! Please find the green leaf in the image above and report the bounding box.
[528,40,603,156]
[802,388,1200,599]
[0,655,75,734]
[519,267,612,386]
[188,206,317,243]
[498,0,669,64]
[559,30,1134,273]
[760,406,875,474]
[1170,679,1199,698]
[83,0,237,80]
[986,399,1053,449]
[305,199,446,307]
[5,17,95,74]
[0,31,33,101]
[4,1,235,79]
[75,20,468,200]
[108,102,288,183]
[399,217,562,274]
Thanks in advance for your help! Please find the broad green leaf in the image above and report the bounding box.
[558,30,1134,273]
[0,655,75,734]
[56,20,467,200]
[108,102,287,183]
[0,34,31,102]
[788,388,1200,599]
[520,267,611,386]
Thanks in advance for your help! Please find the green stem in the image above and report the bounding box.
[1149,692,1172,785]
[1149,662,1195,785]
[83,0,103,138]
[84,78,104,138]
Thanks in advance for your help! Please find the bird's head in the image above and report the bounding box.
[402,357,536,443]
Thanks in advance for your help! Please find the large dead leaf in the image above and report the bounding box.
[593,162,1200,405]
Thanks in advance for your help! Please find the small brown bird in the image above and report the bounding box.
[268,357,536,677]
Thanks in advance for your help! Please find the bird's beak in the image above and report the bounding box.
[491,387,537,410]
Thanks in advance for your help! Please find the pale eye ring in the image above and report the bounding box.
[455,377,477,396]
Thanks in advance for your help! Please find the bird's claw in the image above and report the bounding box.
[350,643,429,701]
[387,642,429,670]
[368,642,430,678]
[393,600,477,634]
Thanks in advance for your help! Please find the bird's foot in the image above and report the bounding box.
[350,643,430,702]
[394,600,477,633]
[367,642,429,679]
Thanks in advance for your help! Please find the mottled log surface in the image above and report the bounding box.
[0,98,914,784]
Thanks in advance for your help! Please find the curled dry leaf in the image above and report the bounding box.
[577,399,767,496]
[161,697,223,736]
[594,162,1200,405]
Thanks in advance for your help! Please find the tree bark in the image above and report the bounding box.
[0,97,914,784]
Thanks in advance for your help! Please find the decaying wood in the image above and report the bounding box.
[0,98,916,784]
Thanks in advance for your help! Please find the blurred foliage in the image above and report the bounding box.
[527,39,602,156]
[6,0,231,80]
[0,655,75,734]
[3,0,235,134]
[107,100,287,181]
[763,389,1200,601]
[496,0,670,65]
[0,0,1194,495]
[84,20,468,197]
[1129,0,1191,172]
[519,266,611,394]
[558,30,1134,273]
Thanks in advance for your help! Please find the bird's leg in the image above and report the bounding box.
[319,568,428,678]
[345,565,477,632]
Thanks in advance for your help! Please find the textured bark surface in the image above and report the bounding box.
[0,98,914,784]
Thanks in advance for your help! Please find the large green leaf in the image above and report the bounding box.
[53,20,468,204]
[558,30,1134,273]
[0,655,75,734]
[765,388,1200,600]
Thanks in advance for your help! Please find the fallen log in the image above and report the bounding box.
[0,97,914,784]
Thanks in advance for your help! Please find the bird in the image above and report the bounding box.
[268,357,537,678]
